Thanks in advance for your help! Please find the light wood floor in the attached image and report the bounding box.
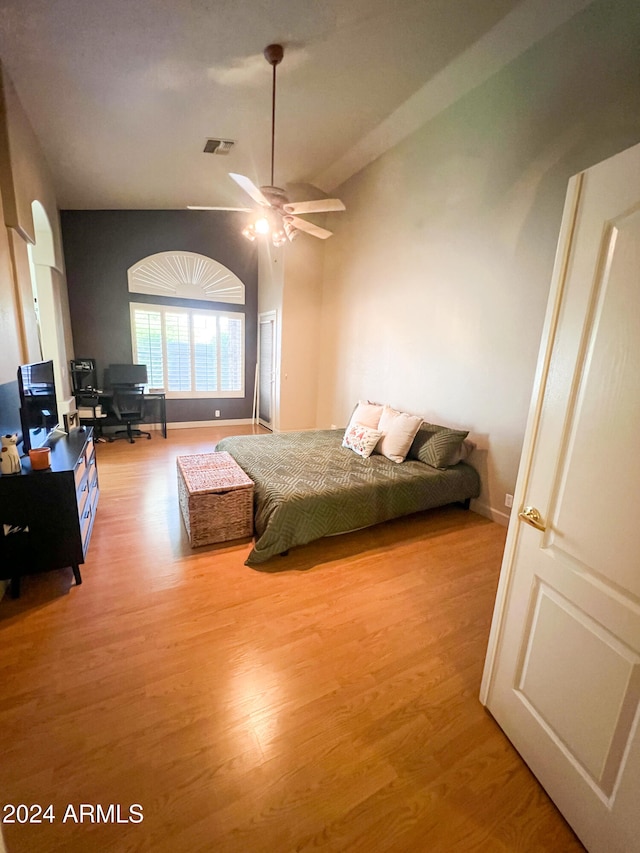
[0,425,584,852]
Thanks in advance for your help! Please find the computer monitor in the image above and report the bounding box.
[108,363,148,387]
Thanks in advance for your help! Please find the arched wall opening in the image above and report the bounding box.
[27,200,70,423]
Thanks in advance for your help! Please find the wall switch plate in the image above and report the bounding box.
[215,410,220,418]
[505,493,514,508]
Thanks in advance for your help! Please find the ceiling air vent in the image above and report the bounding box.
[203,138,236,155]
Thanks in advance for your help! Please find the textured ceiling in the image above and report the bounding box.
[0,0,594,209]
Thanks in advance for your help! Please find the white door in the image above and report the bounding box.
[258,312,276,429]
[481,141,640,853]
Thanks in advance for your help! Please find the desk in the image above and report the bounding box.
[141,391,167,438]
[77,390,167,438]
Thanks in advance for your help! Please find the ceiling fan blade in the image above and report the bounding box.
[283,199,346,215]
[287,215,334,240]
[229,173,271,207]
[187,205,252,211]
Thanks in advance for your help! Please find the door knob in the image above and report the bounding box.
[518,506,546,532]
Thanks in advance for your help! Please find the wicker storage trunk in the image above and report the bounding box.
[177,451,254,547]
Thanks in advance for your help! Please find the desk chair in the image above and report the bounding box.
[110,387,152,443]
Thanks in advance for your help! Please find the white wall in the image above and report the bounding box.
[0,63,72,381]
[258,231,324,432]
[279,235,324,431]
[316,0,640,522]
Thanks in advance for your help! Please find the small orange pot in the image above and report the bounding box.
[29,447,51,470]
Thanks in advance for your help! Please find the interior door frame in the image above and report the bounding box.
[257,310,277,431]
[480,171,584,704]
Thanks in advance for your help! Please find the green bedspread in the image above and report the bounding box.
[216,430,480,566]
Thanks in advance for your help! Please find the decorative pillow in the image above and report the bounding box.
[342,422,384,458]
[408,422,470,469]
[448,438,476,465]
[346,401,384,431]
[374,405,423,464]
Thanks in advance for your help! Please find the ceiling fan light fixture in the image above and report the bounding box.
[254,216,270,235]
[241,211,290,247]
[272,228,288,248]
[230,44,344,245]
[283,218,298,242]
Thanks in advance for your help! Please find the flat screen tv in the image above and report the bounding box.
[17,360,59,453]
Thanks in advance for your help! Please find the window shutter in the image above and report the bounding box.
[220,316,243,392]
[193,313,218,391]
[165,312,191,392]
[133,309,164,387]
[130,302,243,397]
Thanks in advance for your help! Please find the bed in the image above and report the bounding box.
[216,429,480,566]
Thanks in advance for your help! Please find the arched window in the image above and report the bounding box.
[127,251,245,304]
[127,252,246,398]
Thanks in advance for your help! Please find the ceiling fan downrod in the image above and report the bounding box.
[264,44,283,188]
[224,41,344,244]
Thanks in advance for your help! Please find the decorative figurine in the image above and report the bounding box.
[0,434,22,475]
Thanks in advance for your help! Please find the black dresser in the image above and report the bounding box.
[0,427,99,597]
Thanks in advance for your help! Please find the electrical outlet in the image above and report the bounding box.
[505,493,514,508]
[215,410,220,418]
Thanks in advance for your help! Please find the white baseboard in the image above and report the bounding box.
[470,499,510,527]
[168,419,256,430]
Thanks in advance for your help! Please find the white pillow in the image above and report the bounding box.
[375,405,423,463]
[342,422,384,458]
[347,401,384,430]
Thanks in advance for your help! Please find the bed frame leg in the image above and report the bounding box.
[280,550,289,557]
[458,498,471,510]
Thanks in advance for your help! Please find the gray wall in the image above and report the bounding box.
[61,209,258,423]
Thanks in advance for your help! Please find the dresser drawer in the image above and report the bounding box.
[81,466,100,553]
[74,454,88,491]
[76,476,89,518]
[80,500,94,550]
[76,458,90,501]
[73,436,95,491]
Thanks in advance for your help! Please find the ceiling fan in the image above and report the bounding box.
[191,44,345,246]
